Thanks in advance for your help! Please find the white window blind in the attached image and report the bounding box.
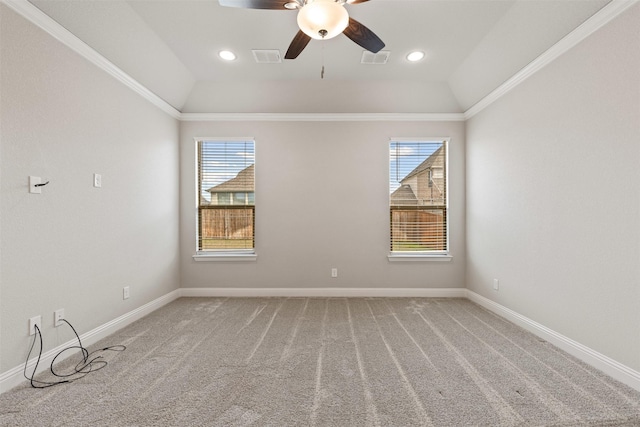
[390,140,447,253]
[197,140,255,251]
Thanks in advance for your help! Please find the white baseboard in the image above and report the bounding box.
[4,287,639,395]
[466,290,640,392]
[0,289,181,394]
[179,287,467,298]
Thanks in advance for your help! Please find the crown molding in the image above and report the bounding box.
[1,0,181,120]
[179,112,465,122]
[464,0,640,120]
[4,0,636,123]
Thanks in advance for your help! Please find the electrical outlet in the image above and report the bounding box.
[123,286,130,300]
[28,315,42,336]
[493,279,500,291]
[93,173,102,188]
[54,309,65,327]
[331,268,338,278]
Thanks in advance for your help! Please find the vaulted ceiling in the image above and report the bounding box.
[29,0,611,114]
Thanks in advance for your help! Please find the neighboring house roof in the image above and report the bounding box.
[390,184,418,205]
[207,164,254,193]
[402,146,444,181]
[390,145,444,204]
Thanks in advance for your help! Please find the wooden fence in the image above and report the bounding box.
[199,206,444,251]
[391,208,446,251]
[199,206,254,249]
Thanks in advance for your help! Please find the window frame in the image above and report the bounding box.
[388,137,452,262]
[192,137,257,262]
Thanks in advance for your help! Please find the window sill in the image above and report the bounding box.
[192,252,257,262]
[388,253,452,262]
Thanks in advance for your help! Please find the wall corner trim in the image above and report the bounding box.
[466,290,640,392]
[463,0,640,120]
[1,0,181,120]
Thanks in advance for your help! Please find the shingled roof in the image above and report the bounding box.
[207,164,254,193]
[402,146,444,181]
[390,184,418,205]
[390,145,445,205]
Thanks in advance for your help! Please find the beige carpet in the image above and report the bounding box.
[1,297,639,426]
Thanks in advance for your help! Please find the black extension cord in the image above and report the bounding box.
[23,318,126,388]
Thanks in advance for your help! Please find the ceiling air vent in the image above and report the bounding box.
[361,50,390,65]
[252,49,282,64]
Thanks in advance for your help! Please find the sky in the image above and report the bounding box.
[200,140,255,202]
[389,141,442,194]
[199,139,442,201]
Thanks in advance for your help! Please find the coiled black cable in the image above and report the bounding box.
[23,319,125,388]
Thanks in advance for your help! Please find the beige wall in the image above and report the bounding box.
[0,5,180,372]
[466,5,640,370]
[2,0,638,391]
[180,121,466,289]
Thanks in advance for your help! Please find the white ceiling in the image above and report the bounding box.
[29,0,610,113]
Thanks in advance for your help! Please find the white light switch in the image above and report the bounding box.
[93,173,102,188]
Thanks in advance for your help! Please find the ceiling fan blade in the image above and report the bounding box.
[343,17,385,53]
[346,0,370,4]
[285,30,312,59]
[218,0,289,10]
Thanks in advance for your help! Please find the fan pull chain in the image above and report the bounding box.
[321,37,325,79]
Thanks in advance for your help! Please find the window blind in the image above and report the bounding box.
[197,140,255,251]
[389,140,447,252]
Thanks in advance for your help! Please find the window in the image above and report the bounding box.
[197,139,255,252]
[234,192,248,205]
[390,140,448,254]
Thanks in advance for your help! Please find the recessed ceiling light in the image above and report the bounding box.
[284,1,299,9]
[406,51,425,62]
[219,50,237,61]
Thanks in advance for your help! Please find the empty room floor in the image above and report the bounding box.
[1,297,639,426]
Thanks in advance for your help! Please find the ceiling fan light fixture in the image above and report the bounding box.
[297,0,349,40]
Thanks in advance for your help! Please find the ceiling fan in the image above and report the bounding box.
[218,0,385,59]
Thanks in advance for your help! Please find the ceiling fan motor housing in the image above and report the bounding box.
[297,0,349,40]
